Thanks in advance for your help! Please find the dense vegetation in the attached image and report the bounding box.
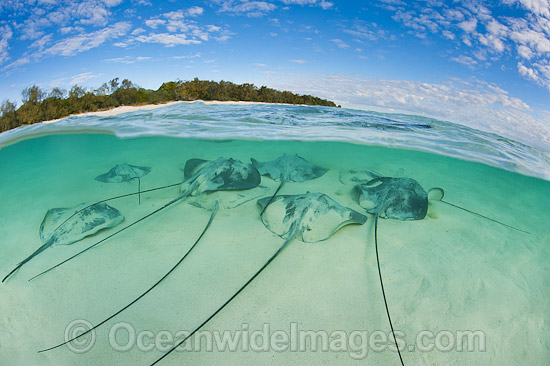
[0,78,338,132]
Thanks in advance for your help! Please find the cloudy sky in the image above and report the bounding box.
[1,0,549,148]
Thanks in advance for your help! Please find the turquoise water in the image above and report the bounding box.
[0,103,549,365]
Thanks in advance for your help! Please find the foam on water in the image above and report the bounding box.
[1,102,548,180]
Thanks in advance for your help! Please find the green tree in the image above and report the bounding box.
[48,87,66,99]
[22,85,45,104]
[109,78,120,92]
[0,100,18,131]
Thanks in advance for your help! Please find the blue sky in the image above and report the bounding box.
[1,0,550,148]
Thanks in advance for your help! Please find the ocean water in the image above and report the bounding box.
[0,102,548,365]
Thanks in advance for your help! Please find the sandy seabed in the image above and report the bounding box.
[0,122,548,365]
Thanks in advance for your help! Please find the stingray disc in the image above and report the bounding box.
[258,193,367,243]
[39,202,125,246]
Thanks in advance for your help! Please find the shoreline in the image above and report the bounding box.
[41,100,311,124]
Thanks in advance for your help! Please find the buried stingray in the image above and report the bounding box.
[95,163,151,205]
[251,153,328,214]
[28,157,261,282]
[2,202,124,283]
[352,176,529,366]
[149,192,366,365]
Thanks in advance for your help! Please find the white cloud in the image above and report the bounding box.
[441,30,455,40]
[485,19,508,37]
[0,25,13,65]
[330,38,350,48]
[135,33,201,46]
[41,22,131,57]
[215,33,232,41]
[104,56,152,63]
[510,28,550,54]
[457,18,477,33]
[103,0,123,6]
[514,0,550,17]
[451,55,478,68]
[444,8,465,21]
[477,33,505,52]
[137,9,227,46]
[70,72,99,85]
[18,18,48,41]
[280,0,333,9]
[131,27,146,35]
[289,59,307,64]
[170,53,201,59]
[74,2,111,26]
[59,26,85,34]
[341,21,386,42]
[186,6,204,17]
[3,57,30,71]
[48,11,68,24]
[145,19,166,29]
[29,34,53,54]
[517,61,539,82]
[517,44,534,59]
[215,0,276,17]
[166,20,193,33]
[162,7,204,20]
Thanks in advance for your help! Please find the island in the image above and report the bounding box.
[0,78,339,133]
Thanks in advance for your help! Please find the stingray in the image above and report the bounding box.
[351,172,529,232]
[38,202,219,353]
[28,157,261,282]
[251,153,328,214]
[352,177,431,366]
[149,192,366,365]
[2,202,124,283]
[353,176,529,366]
[95,163,152,204]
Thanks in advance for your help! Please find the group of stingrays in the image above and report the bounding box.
[2,154,529,366]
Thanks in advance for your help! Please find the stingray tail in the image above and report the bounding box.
[2,239,53,283]
[373,214,405,366]
[260,179,286,216]
[150,223,298,365]
[137,177,142,205]
[38,201,219,353]
[28,193,190,282]
[440,200,529,234]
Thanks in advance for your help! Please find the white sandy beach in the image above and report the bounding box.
[41,100,306,124]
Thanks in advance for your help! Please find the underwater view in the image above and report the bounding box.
[0,102,548,365]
